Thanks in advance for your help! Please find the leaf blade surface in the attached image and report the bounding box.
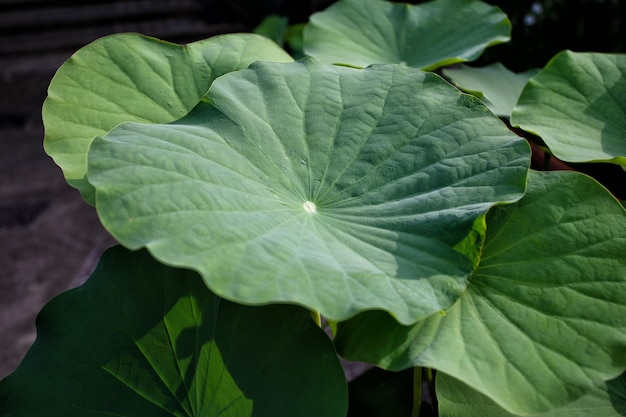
[303,0,510,70]
[511,51,626,165]
[0,246,348,417]
[43,32,293,203]
[88,59,530,323]
[336,170,626,414]
[443,63,538,117]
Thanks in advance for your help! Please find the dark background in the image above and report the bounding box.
[223,0,625,71]
[1,0,624,380]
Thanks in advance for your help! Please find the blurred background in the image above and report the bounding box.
[0,0,624,379]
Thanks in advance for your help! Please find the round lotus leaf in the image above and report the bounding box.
[303,0,510,71]
[88,58,530,324]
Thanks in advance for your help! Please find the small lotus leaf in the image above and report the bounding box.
[511,51,626,165]
[443,63,538,117]
[303,0,510,71]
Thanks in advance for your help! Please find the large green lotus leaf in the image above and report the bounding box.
[87,58,529,324]
[335,170,626,414]
[511,51,626,165]
[302,0,510,71]
[437,371,626,417]
[443,63,539,117]
[0,246,347,417]
[43,32,293,204]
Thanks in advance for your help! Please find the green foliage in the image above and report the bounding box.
[443,63,538,117]
[437,371,626,417]
[0,247,347,417]
[303,0,511,70]
[42,33,293,204]
[511,51,626,165]
[87,58,528,324]
[3,246,346,417]
[335,170,626,414]
[2,0,625,416]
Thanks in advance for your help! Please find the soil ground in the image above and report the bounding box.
[0,64,118,379]
[0,2,249,380]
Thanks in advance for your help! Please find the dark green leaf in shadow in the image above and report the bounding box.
[335,170,626,415]
[253,15,289,46]
[303,0,511,71]
[0,246,347,417]
[347,367,413,417]
[43,33,293,204]
[87,58,529,324]
[511,51,626,165]
[286,23,306,60]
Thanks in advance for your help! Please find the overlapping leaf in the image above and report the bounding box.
[511,51,626,165]
[437,371,626,417]
[335,170,626,414]
[0,246,347,417]
[87,58,529,324]
[42,32,293,203]
[443,63,538,117]
[303,0,510,70]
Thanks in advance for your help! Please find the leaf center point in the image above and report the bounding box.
[303,201,317,214]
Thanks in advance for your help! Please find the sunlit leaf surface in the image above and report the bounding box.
[437,371,626,417]
[88,58,529,324]
[43,33,293,203]
[512,51,626,165]
[443,63,538,117]
[336,170,626,414]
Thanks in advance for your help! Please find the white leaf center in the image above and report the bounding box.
[303,201,317,214]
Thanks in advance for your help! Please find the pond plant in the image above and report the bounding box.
[1,0,625,416]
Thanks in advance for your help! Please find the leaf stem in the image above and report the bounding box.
[310,310,322,328]
[411,367,422,417]
[425,367,434,384]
